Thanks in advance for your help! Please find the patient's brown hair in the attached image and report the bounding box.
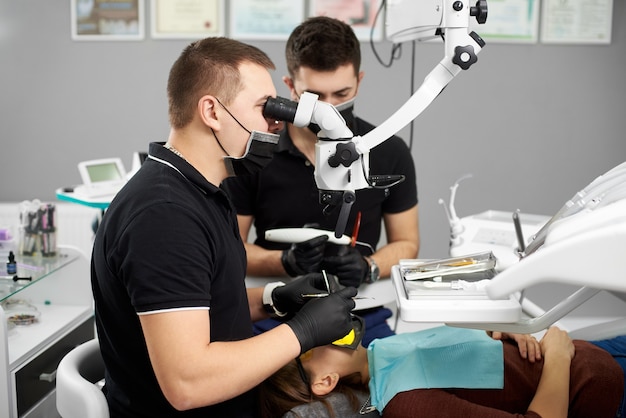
[258,359,367,418]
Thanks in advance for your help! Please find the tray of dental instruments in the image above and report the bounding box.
[399,251,498,298]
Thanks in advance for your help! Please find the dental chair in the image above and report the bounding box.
[55,338,371,418]
[56,339,109,418]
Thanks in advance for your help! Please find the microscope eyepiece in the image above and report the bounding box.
[263,96,298,123]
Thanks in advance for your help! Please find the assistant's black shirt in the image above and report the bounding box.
[222,118,418,255]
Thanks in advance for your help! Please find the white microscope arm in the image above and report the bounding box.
[318,1,487,236]
[263,0,488,237]
[316,26,486,192]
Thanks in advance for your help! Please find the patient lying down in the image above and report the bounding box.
[259,326,625,418]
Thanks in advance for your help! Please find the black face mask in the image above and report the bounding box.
[307,97,356,135]
[214,97,280,177]
[223,130,279,177]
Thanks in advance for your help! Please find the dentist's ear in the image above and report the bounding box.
[356,70,365,90]
[199,95,219,129]
[282,76,298,101]
[282,75,294,89]
[311,372,340,396]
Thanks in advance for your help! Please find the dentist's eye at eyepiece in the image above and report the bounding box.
[263,96,298,123]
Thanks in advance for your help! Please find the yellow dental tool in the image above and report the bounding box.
[332,328,356,346]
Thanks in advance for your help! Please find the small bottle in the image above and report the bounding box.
[7,251,17,275]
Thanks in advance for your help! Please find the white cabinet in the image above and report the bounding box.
[0,247,94,418]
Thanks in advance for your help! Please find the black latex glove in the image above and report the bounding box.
[271,273,328,314]
[281,235,329,277]
[322,245,369,288]
[286,287,357,354]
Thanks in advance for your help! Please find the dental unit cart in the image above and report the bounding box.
[438,175,551,271]
[392,161,626,335]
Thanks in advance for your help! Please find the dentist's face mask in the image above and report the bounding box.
[307,96,356,135]
[223,131,279,177]
[214,98,279,177]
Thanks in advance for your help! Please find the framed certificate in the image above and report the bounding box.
[309,0,384,41]
[470,0,540,44]
[229,0,305,40]
[151,0,225,39]
[71,0,144,41]
[540,0,613,44]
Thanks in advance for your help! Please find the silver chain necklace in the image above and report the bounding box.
[164,143,187,161]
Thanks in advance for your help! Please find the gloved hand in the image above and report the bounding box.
[281,235,329,277]
[322,245,369,288]
[286,287,357,354]
[272,273,329,314]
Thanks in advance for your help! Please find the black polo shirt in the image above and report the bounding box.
[91,142,256,417]
[222,117,418,255]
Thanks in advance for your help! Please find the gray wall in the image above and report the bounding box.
[1,1,625,259]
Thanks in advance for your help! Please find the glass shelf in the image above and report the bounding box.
[0,245,93,418]
[0,249,79,303]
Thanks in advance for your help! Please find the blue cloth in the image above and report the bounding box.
[367,326,504,412]
[591,336,626,418]
[253,306,394,348]
[360,306,394,347]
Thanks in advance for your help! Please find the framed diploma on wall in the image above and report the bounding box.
[150,0,225,39]
[71,0,145,41]
[229,0,305,41]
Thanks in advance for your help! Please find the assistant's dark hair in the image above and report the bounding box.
[258,359,367,418]
[167,37,275,129]
[285,16,361,78]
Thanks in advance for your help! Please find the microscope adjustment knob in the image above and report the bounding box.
[452,45,478,70]
[328,142,359,168]
[470,0,488,24]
